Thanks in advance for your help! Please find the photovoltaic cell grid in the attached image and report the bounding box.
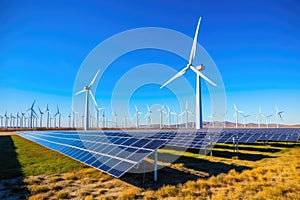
[19,131,167,178]
[18,128,299,178]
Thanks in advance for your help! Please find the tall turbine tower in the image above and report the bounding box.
[275,106,284,128]
[256,107,263,128]
[242,114,250,128]
[263,114,272,128]
[75,69,100,131]
[160,17,217,129]
[146,104,152,128]
[38,107,44,128]
[134,105,142,128]
[179,100,192,129]
[54,106,62,128]
[233,104,243,128]
[157,105,165,129]
[27,100,37,128]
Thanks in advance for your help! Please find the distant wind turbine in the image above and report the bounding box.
[45,105,50,128]
[134,105,142,128]
[4,112,9,128]
[54,106,61,128]
[263,114,272,128]
[208,113,216,128]
[0,115,3,127]
[233,104,243,128]
[157,104,166,129]
[275,106,284,128]
[179,100,192,129]
[167,105,176,128]
[242,114,250,128]
[146,104,152,128]
[75,69,100,131]
[96,107,104,128]
[256,107,263,128]
[27,100,37,128]
[160,17,217,129]
[38,107,44,128]
[113,112,118,128]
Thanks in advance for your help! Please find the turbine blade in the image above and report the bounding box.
[75,89,85,96]
[31,100,36,109]
[147,104,150,111]
[160,65,189,89]
[89,90,98,107]
[233,104,238,111]
[189,17,201,65]
[190,65,217,86]
[88,69,101,88]
[135,105,138,112]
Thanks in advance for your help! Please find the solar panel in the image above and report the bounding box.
[19,131,167,178]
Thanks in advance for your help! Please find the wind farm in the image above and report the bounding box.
[1,1,300,199]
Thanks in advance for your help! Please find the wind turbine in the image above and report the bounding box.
[16,112,20,128]
[71,107,78,128]
[38,107,44,128]
[172,111,179,128]
[54,106,61,128]
[4,112,9,128]
[157,104,166,129]
[146,104,152,128]
[233,104,243,128]
[242,114,250,128]
[27,100,37,128]
[75,69,100,131]
[256,107,263,128]
[167,106,174,128]
[96,107,104,128]
[275,106,284,128]
[20,111,25,128]
[160,17,217,129]
[208,113,216,128]
[113,112,118,128]
[68,113,71,128]
[45,104,50,128]
[263,114,272,128]
[102,110,106,128]
[221,111,228,128]
[134,105,142,128]
[179,100,192,129]
[0,115,3,127]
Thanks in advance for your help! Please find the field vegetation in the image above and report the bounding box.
[0,133,299,199]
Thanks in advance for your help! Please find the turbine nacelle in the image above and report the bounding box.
[195,64,205,71]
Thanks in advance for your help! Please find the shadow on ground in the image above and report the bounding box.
[0,135,29,199]
[121,150,251,190]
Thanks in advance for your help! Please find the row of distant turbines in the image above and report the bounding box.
[0,101,285,130]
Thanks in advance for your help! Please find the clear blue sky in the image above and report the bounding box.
[1,0,300,125]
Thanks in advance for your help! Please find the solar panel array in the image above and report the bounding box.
[19,131,167,178]
[19,128,299,178]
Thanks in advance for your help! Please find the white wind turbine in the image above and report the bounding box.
[167,105,174,128]
[208,112,216,128]
[54,106,61,128]
[68,113,71,128]
[256,107,263,128]
[221,111,228,128]
[45,105,50,128]
[113,112,118,128]
[75,69,100,131]
[179,100,192,129]
[72,107,78,128]
[21,111,25,128]
[160,17,217,129]
[157,104,166,129]
[146,104,152,128]
[27,100,37,128]
[96,107,104,128]
[134,105,142,128]
[275,106,284,128]
[16,112,20,127]
[4,112,9,128]
[172,111,179,128]
[38,107,44,128]
[263,114,272,128]
[0,115,3,127]
[242,114,250,128]
[233,104,243,128]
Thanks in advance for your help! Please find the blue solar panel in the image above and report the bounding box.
[19,131,167,178]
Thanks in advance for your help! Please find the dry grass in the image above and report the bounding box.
[2,133,299,200]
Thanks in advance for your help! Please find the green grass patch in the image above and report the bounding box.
[0,135,85,179]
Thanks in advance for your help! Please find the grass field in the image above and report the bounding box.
[0,133,299,199]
